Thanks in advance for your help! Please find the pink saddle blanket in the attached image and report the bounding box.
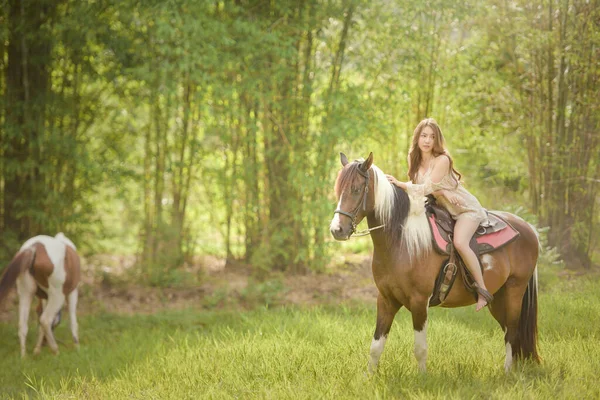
[427,212,520,255]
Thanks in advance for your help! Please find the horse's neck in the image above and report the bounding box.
[367,214,392,252]
[368,212,415,264]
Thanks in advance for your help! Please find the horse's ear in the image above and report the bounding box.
[360,152,373,171]
[340,152,349,166]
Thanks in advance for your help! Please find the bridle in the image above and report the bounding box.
[333,166,385,237]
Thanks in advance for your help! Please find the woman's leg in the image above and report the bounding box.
[453,216,489,311]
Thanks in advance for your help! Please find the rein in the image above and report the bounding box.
[352,224,385,237]
[333,167,385,237]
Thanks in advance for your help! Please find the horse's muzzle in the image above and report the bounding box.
[330,225,351,241]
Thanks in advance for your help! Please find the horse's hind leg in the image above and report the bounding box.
[368,294,401,373]
[68,289,79,348]
[504,282,531,369]
[36,288,65,355]
[490,282,528,372]
[488,287,512,371]
[16,273,36,357]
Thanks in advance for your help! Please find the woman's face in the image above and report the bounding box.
[418,125,436,155]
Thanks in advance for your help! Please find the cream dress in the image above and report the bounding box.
[406,157,489,225]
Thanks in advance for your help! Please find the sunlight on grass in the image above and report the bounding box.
[1,268,599,399]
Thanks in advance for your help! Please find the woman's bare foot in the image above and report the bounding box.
[475,295,488,312]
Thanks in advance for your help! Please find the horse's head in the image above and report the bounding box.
[330,152,375,240]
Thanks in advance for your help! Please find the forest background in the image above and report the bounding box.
[1,0,598,285]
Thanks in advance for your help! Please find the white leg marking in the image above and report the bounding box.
[414,321,428,372]
[18,296,33,358]
[33,299,48,354]
[368,335,387,374]
[68,289,80,347]
[504,341,513,372]
[34,321,46,355]
[16,273,36,358]
[38,288,66,355]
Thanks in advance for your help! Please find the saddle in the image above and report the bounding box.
[425,196,520,307]
[425,196,519,256]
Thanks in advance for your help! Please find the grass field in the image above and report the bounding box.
[1,265,599,399]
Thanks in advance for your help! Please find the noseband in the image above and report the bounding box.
[334,167,384,236]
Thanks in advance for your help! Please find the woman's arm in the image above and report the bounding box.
[386,156,450,194]
[427,157,462,205]
[428,156,450,185]
[385,175,408,189]
[388,157,461,205]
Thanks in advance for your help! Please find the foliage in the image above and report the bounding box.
[1,0,598,277]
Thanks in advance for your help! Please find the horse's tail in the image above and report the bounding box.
[516,266,540,362]
[0,247,36,305]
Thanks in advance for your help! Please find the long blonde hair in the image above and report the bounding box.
[407,118,462,186]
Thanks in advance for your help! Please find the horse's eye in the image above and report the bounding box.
[351,187,361,195]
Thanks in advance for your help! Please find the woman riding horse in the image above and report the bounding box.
[386,118,493,311]
[330,148,539,373]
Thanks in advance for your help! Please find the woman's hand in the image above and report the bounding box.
[444,191,462,207]
[385,174,405,189]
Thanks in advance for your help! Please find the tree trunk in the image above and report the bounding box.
[3,0,58,244]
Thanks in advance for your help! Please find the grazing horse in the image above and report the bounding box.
[0,233,80,357]
[329,153,539,373]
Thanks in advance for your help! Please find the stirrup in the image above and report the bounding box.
[473,283,494,304]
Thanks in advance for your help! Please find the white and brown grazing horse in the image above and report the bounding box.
[0,233,80,356]
[330,153,539,373]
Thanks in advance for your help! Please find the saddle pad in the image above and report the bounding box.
[427,212,520,255]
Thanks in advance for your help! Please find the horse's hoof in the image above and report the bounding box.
[33,347,41,355]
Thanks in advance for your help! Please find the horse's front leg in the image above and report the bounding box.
[368,294,401,374]
[36,288,65,355]
[68,289,80,348]
[411,298,430,373]
[34,299,47,354]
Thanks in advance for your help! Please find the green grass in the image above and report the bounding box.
[1,267,600,399]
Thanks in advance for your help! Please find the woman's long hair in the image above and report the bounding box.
[407,118,462,186]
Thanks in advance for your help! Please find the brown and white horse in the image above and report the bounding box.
[330,153,539,373]
[0,233,80,357]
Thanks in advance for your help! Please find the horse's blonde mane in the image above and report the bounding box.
[372,165,396,226]
[371,165,431,256]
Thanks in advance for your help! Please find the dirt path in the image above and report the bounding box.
[0,254,377,322]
